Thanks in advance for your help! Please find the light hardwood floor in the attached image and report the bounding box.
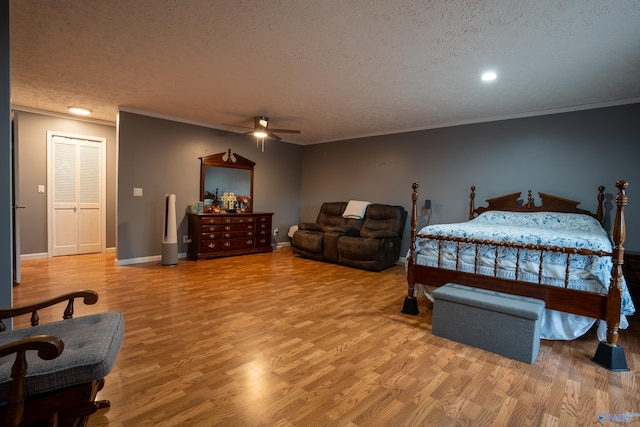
[13,248,640,426]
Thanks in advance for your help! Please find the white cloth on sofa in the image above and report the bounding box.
[342,200,370,219]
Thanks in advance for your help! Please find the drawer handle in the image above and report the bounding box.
[224,233,231,238]
[208,219,216,224]
[225,226,231,231]
[224,242,231,247]
[247,232,253,236]
[208,243,216,249]
[247,240,253,245]
[208,227,216,231]
[224,218,232,223]
[209,234,216,239]
[259,239,267,244]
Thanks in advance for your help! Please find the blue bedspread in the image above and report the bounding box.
[412,211,636,340]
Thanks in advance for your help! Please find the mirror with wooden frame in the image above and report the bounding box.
[200,149,255,213]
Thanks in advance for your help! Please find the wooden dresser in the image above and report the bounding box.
[188,212,273,260]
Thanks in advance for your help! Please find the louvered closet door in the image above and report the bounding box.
[51,136,103,256]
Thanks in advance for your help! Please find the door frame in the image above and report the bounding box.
[46,131,107,257]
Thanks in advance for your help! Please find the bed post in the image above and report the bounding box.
[592,180,629,371]
[468,186,476,220]
[402,183,420,315]
[596,185,605,224]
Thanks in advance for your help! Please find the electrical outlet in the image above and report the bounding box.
[273,227,279,236]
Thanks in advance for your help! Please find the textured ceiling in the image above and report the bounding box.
[9,0,640,145]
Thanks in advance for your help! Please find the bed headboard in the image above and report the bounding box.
[470,185,605,223]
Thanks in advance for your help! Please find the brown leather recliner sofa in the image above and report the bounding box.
[291,202,407,271]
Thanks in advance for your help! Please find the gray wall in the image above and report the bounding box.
[116,112,303,262]
[13,111,117,254]
[12,103,640,265]
[300,103,640,255]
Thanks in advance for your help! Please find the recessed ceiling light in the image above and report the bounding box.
[481,71,497,82]
[68,107,92,116]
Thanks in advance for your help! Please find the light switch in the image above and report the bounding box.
[38,185,45,193]
[133,187,143,197]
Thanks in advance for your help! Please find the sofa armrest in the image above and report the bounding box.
[298,222,321,231]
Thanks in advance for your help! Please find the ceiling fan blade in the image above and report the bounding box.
[222,123,254,130]
[270,128,301,134]
[267,131,282,141]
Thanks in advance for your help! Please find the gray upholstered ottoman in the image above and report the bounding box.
[432,283,545,363]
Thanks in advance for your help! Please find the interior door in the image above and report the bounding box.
[50,134,104,256]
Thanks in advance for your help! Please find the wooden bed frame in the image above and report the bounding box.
[403,180,630,371]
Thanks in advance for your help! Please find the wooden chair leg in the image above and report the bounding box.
[15,379,108,427]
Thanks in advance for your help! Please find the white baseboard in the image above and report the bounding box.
[273,241,291,251]
[20,252,48,261]
[115,252,188,266]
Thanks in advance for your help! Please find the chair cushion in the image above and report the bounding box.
[0,312,124,400]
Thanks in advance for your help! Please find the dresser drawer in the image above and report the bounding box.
[222,223,255,232]
[222,230,254,239]
[255,221,271,231]
[200,216,222,225]
[200,231,223,240]
[200,239,222,252]
[255,236,271,248]
[222,216,255,225]
[255,228,270,238]
[200,224,223,233]
[221,238,255,251]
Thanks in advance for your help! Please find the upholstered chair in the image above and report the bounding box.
[0,290,124,427]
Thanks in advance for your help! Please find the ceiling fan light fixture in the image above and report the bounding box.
[257,117,269,128]
[253,130,268,138]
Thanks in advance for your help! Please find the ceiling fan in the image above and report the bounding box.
[225,116,301,151]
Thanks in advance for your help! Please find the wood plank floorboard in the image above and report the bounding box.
[12,247,640,426]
